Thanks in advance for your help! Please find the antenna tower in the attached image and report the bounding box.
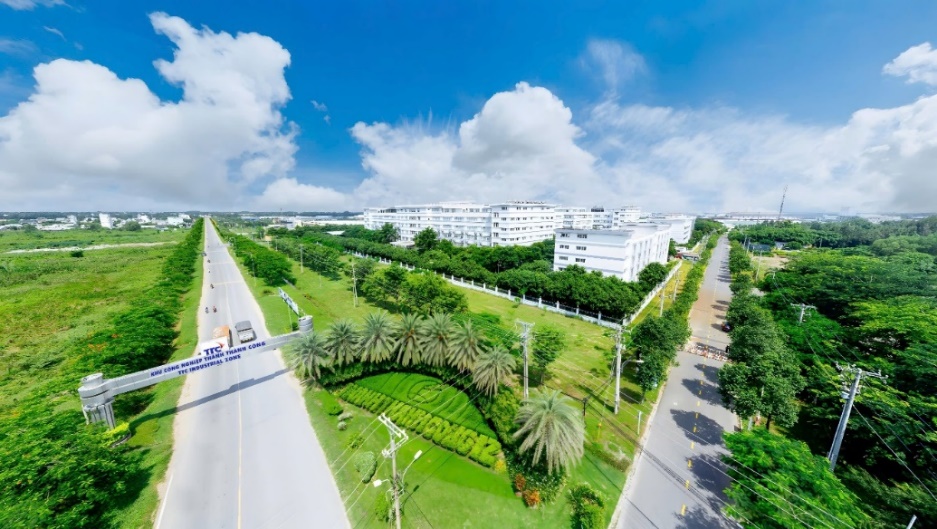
[777,185,788,221]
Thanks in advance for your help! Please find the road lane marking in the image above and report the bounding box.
[691,442,695,449]
[693,425,697,433]
[695,412,699,419]
[685,479,690,489]
[681,504,687,516]
[154,472,174,529]
[698,389,702,396]
[697,400,700,406]
[687,459,693,468]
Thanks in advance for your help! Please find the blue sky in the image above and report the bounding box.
[2,1,937,212]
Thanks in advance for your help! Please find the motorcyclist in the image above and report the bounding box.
[210,283,214,289]
[212,306,217,313]
[205,307,208,314]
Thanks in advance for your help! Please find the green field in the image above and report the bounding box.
[0,227,185,252]
[356,372,496,437]
[0,223,203,528]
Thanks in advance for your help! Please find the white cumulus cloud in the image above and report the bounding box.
[0,12,297,210]
[883,42,937,87]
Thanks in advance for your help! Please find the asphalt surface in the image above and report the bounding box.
[618,236,738,529]
[155,220,349,529]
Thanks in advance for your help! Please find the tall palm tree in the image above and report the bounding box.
[420,313,455,367]
[450,320,483,372]
[472,345,516,396]
[513,389,585,474]
[326,319,359,367]
[288,331,333,386]
[395,313,424,366]
[359,311,397,364]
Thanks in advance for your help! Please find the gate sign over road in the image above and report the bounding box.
[278,287,301,315]
[78,316,313,428]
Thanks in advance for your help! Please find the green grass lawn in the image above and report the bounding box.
[356,372,495,437]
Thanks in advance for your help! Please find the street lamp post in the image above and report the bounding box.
[373,450,422,529]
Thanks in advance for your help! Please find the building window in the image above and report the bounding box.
[576,246,586,251]
[559,256,568,261]
[577,234,588,239]
[560,233,569,238]
[575,258,586,263]
[559,244,569,249]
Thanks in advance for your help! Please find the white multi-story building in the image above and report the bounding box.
[643,214,695,244]
[589,206,642,230]
[553,223,670,282]
[363,201,555,247]
[554,207,593,230]
[98,213,113,229]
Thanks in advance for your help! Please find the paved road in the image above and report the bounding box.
[618,236,738,529]
[155,219,348,529]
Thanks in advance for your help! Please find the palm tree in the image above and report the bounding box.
[450,320,483,372]
[359,311,397,364]
[326,319,359,367]
[472,345,516,396]
[513,389,585,474]
[420,313,455,367]
[288,331,333,386]
[395,313,424,366]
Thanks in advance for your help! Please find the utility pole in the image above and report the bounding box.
[659,288,665,317]
[828,366,885,472]
[300,244,303,274]
[614,322,631,414]
[351,261,359,307]
[517,321,534,399]
[791,303,816,324]
[672,278,680,302]
[379,414,408,529]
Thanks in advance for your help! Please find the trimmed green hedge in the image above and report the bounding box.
[337,383,502,468]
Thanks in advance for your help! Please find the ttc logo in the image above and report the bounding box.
[202,345,223,355]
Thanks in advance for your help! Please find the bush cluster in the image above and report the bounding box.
[225,233,294,286]
[337,384,502,468]
[354,451,378,483]
[567,483,606,529]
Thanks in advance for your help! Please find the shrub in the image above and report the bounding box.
[70,250,84,258]
[373,491,392,522]
[337,421,348,431]
[354,451,378,483]
[493,458,507,474]
[347,432,365,450]
[514,473,527,493]
[317,391,343,416]
[522,489,541,508]
[568,483,606,529]
[338,412,353,422]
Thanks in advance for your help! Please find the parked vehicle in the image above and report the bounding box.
[721,321,732,332]
[196,325,232,356]
[235,320,256,343]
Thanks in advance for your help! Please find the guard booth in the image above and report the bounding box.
[78,315,313,428]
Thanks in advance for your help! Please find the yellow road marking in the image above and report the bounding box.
[681,504,687,516]
[691,442,695,449]
[687,459,693,468]
[698,389,702,396]
[695,412,699,419]
[693,425,697,433]
[685,479,690,489]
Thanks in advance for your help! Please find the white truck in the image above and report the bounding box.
[235,320,256,343]
[196,325,232,356]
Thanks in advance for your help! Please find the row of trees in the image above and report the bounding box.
[269,226,672,320]
[0,219,206,527]
[719,242,804,430]
[288,313,586,475]
[229,235,294,286]
[720,223,937,527]
[729,216,937,251]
